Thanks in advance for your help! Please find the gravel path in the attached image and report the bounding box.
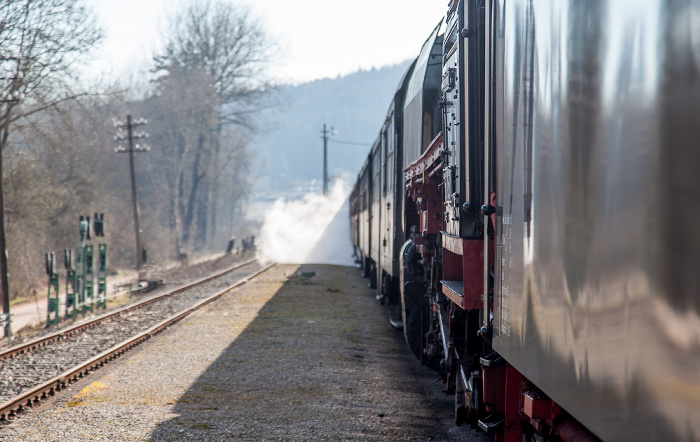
[0,264,488,441]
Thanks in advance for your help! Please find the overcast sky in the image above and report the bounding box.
[83,0,447,84]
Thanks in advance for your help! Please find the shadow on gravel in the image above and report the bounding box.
[148,264,487,442]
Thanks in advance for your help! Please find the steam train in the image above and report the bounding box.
[349,1,700,441]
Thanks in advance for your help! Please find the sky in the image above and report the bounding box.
[83,0,448,84]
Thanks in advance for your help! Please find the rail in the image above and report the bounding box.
[0,258,257,361]
[0,261,274,420]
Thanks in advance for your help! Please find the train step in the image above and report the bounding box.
[478,412,505,434]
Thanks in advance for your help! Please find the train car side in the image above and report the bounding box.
[487,1,700,440]
[355,26,443,301]
[354,1,700,440]
[353,158,372,279]
[423,1,700,441]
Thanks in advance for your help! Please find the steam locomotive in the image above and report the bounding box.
[349,1,700,441]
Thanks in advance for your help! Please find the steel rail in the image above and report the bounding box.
[0,262,275,421]
[0,258,257,361]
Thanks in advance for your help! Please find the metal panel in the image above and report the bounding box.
[380,62,415,283]
[443,0,485,239]
[368,59,416,287]
[349,181,360,248]
[491,1,700,440]
[370,141,382,264]
[404,23,445,168]
[380,119,396,276]
[357,159,371,260]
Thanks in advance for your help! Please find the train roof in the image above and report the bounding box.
[405,21,444,109]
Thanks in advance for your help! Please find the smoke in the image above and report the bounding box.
[256,179,355,266]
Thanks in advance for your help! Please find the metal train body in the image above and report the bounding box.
[350,0,700,441]
[351,26,443,301]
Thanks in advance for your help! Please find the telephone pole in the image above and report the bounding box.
[320,124,335,195]
[114,115,150,271]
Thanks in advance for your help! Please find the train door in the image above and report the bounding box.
[381,123,390,262]
[484,0,506,338]
[443,0,484,239]
[379,118,397,302]
[358,161,371,275]
[385,115,396,270]
[369,140,382,288]
[486,0,534,351]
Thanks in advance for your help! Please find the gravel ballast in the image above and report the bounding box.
[0,264,488,441]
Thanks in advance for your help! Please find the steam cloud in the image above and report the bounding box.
[256,180,355,266]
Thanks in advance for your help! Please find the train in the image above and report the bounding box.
[349,1,700,441]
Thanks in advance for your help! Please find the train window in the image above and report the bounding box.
[382,127,389,194]
[387,120,394,192]
[444,22,459,56]
[422,112,432,151]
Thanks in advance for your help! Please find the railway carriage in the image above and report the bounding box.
[354,159,371,277]
[351,0,700,440]
[352,25,443,302]
[369,138,382,287]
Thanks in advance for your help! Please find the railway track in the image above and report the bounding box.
[0,258,273,421]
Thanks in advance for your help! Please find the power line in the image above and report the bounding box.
[320,124,370,196]
[329,139,371,147]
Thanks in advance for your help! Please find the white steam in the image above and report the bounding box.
[256,180,355,266]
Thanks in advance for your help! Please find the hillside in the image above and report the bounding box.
[252,61,413,200]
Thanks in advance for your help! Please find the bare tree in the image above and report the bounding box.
[149,0,275,256]
[3,99,109,290]
[0,0,102,134]
[0,0,102,335]
[145,65,219,256]
[154,0,275,130]
[205,126,253,249]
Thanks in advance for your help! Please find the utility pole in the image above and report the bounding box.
[114,115,149,271]
[320,124,335,196]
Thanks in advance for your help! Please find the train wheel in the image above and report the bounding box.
[368,261,377,289]
[455,376,477,426]
[379,272,393,305]
[400,240,427,361]
[400,280,427,360]
[465,370,482,427]
[455,391,468,426]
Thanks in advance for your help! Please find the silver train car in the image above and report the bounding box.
[351,24,443,302]
[351,0,700,440]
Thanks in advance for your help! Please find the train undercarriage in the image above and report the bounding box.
[401,133,486,428]
[399,134,599,442]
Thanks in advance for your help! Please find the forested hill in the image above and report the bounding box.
[253,60,413,199]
